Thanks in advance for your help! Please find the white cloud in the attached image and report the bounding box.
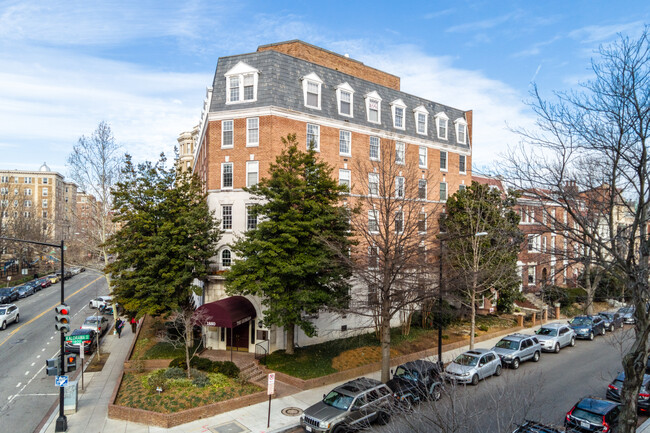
[568,21,645,44]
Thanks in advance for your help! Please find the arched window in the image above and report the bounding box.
[221,249,232,268]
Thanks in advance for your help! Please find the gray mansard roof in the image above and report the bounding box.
[210,50,470,150]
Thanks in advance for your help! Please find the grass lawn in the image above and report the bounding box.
[115,372,262,413]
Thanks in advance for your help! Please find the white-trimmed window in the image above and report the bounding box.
[222,205,233,230]
[0,176,8,183]
[455,118,468,144]
[24,211,30,218]
[246,205,257,231]
[418,212,427,233]
[369,136,380,161]
[221,249,232,268]
[368,173,379,196]
[302,73,323,109]
[225,61,259,104]
[418,179,427,199]
[368,245,379,269]
[419,147,427,168]
[435,112,449,140]
[42,211,47,218]
[307,124,320,151]
[246,118,259,146]
[395,211,404,234]
[0,188,6,195]
[528,235,540,252]
[368,210,379,234]
[339,130,351,156]
[42,188,48,196]
[246,161,259,187]
[42,178,48,184]
[414,105,429,135]
[439,182,447,201]
[440,150,448,171]
[365,91,382,124]
[42,199,48,208]
[459,184,466,192]
[395,141,405,165]
[221,163,233,189]
[25,177,33,184]
[459,155,466,174]
[527,266,536,285]
[391,99,406,130]
[395,176,405,198]
[222,120,234,148]
[25,199,32,207]
[339,169,351,190]
[25,188,32,196]
[336,83,355,117]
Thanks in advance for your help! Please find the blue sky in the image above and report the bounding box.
[1,0,648,177]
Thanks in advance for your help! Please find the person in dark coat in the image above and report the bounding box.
[115,318,124,338]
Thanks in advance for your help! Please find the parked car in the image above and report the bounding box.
[89,296,112,310]
[24,280,41,293]
[71,267,81,276]
[16,285,35,298]
[568,315,606,340]
[565,397,619,432]
[491,334,542,369]
[599,311,624,332]
[81,315,109,336]
[64,328,98,355]
[444,349,502,385]
[300,377,394,433]
[386,360,443,406]
[617,306,635,324]
[511,420,565,432]
[37,277,52,289]
[47,274,60,284]
[0,304,19,330]
[0,287,19,304]
[606,372,650,413]
[535,323,576,353]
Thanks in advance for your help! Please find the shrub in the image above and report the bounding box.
[145,369,167,393]
[209,373,230,389]
[478,324,489,332]
[191,370,210,388]
[168,357,186,370]
[217,361,240,378]
[131,359,145,373]
[167,378,193,388]
[164,367,186,379]
[192,357,213,372]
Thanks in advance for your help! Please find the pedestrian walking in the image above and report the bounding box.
[115,318,124,338]
[130,317,137,333]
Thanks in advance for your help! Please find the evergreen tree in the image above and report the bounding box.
[226,134,352,355]
[105,153,220,317]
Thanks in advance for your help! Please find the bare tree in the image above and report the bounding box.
[506,27,650,432]
[158,307,210,379]
[345,143,442,382]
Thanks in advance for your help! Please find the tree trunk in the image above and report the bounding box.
[186,340,192,379]
[380,303,391,383]
[286,324,295,355]
[469,289,476,350]
[186,323,193,348]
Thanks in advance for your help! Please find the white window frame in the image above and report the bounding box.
[435,112,449,140]
[42,199,48,208]
[246,118,259,147]
[391,99,406,130]
[395,210,404,234]
[307,124,320,151]
[459,154,467,174]
[419,146,427,169]
[339,169,351,190]
[413,105,429,135]
[302,73,323,110]
[368,210,379,234]
[225,61,259,104]
[440,150,448,171]
[395,141,405,165]
[246,205,258,231]
[395,176,405,198]
[528,266,536,285]
[221,120,234,149]
[339,130,351,156]
[25,188,32,196]
[221,205,233,231]
[418,179,427,200]
[455,118,468,144]
[221,162,234,190]
[369,136,380,161]
[368,173,379,196]
[418,212,427,234]
[221,249,232,268]
[365,91,382,124]
[42,187,48,196]
[336,82,355,118]
[246,161,259,187]
[439,182,447,201]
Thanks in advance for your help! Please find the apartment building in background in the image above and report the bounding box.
[190,40,473,354]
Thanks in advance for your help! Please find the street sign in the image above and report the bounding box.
[55,376,69,387]
[65,334,90,344]
[267,373,275,395]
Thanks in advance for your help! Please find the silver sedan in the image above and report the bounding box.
[535,323,576,353]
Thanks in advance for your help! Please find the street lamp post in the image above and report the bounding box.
[437,231,488,369]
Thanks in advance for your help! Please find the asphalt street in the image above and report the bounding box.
[0,270,109,433]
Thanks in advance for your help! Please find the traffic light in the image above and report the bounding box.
[46,358,60,376]
[65,354,77,372]
[55,304,70,333]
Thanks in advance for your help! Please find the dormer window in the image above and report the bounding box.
[390,99,407,130]
[365,91,382,124]
[414,105,429,135]
[455,118,468,144]
[225,61,259,104]
[302,72,323,109]
[435,112,449,140]
[336,83,355,117]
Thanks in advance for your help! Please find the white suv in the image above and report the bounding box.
[0,304,19,330]
[89,296,112,310]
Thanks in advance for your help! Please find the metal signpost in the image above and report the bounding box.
[267,373,275,428]
[80,342,85,390]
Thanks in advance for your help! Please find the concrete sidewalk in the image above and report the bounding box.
[39,323,555,433]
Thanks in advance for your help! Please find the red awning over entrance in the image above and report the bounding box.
[196,296,256,329]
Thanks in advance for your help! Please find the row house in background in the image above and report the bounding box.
[189,40,473,354]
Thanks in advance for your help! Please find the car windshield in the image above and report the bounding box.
[619,307,633,314]
[536,328,557,336]
[323,391,354,410]
[572,408,603,425]
[571,317,591,326]
[495,340,519,350]
[0,289,11,295]
[394,366,419,381]
[454,354,479,366]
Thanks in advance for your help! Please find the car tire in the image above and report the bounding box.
[89,302,93,309]
[589,332,594,341]
[610,324,615,332]
[376,411,390,425]
[570,337,576,347]
[601,327,606,336]
[495,365,502,377]
[430,384,442,401]
[554,343,561,353]
[471,374,479,386]
[533,351,540,362]
[1,321,5,330]
[332,425,346,433]
[15,314,19,324]
[620,321,624,329]
[512,358,520,369]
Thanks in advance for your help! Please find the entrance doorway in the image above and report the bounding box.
[226,321,249,352]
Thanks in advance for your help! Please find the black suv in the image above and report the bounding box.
[565,397,619,432]
[606,372,650,413]
[386,360,443,406]
[0,287,19,304]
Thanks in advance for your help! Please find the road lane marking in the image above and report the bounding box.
[15,383,20,388]
[0,275,104,349]
[30,362,34,367]
[24,371,29,376]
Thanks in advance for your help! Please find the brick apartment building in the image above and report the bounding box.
[188,40,473,354]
